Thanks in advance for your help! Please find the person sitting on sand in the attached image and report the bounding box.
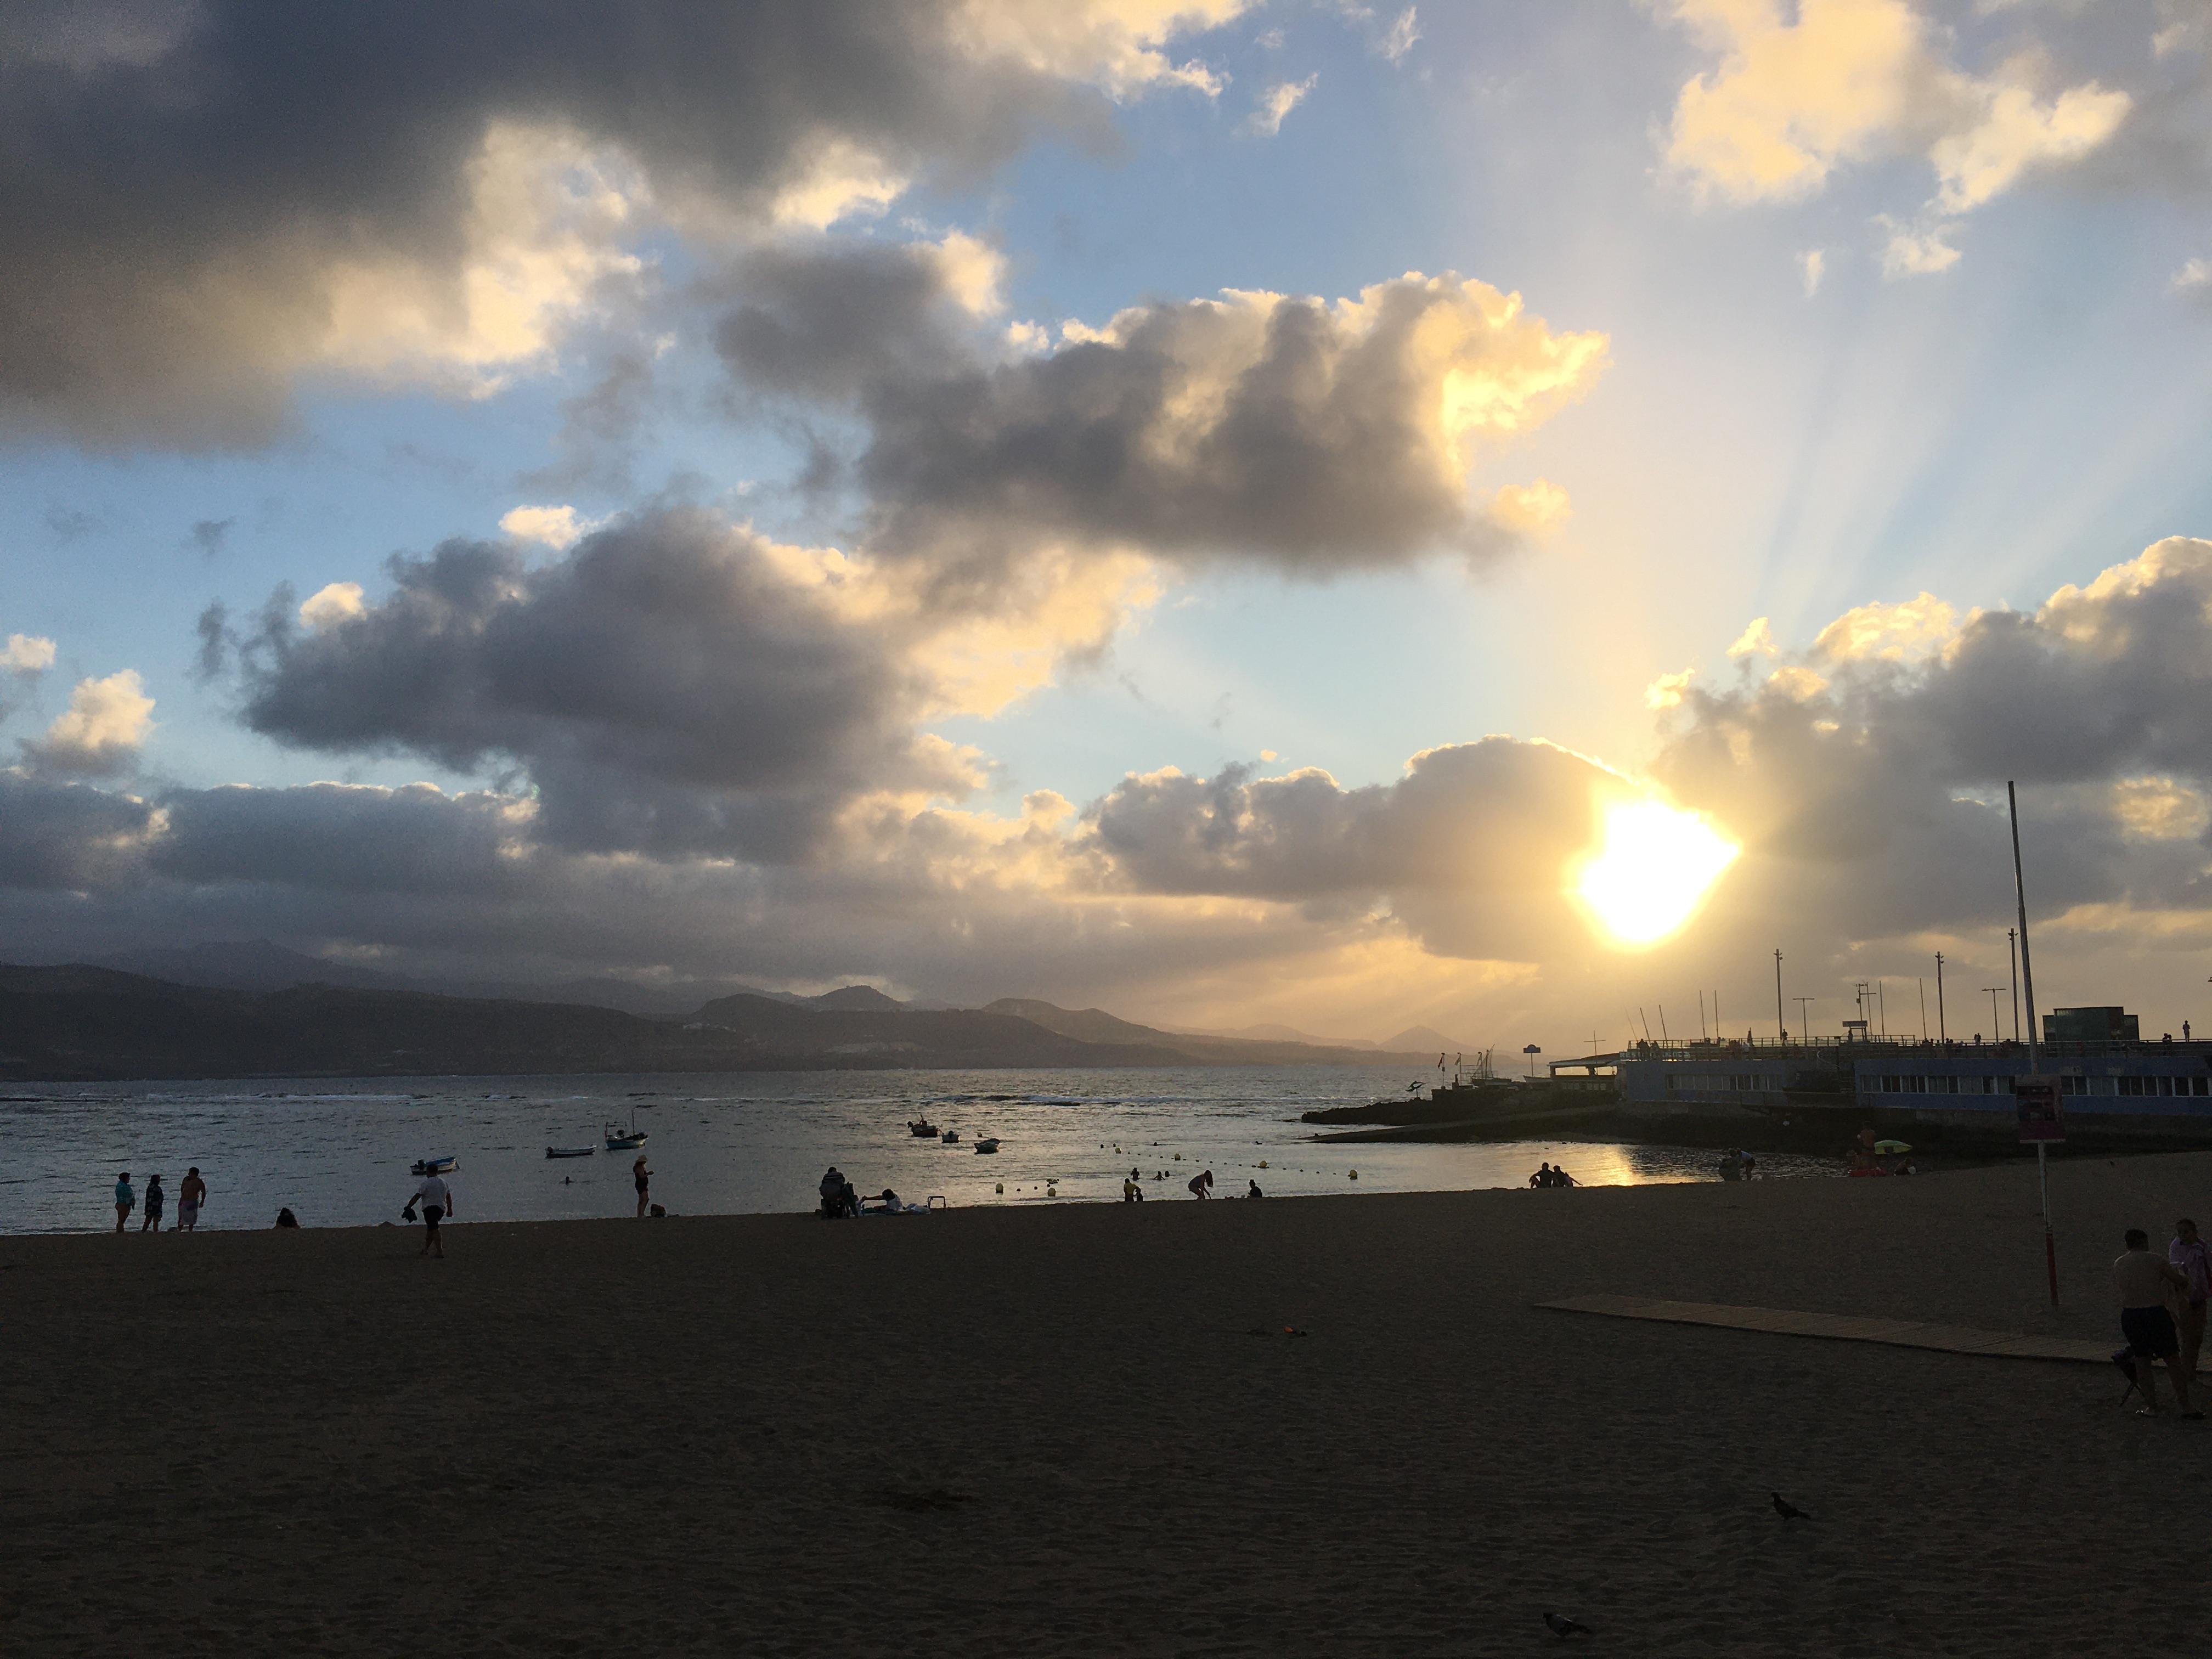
[114,1171,134,1234]
[1529,1163,1552,1188]
[1187,1169,1214,1199]
[1551,1166,1578,1188]
[880,1187,900,1211]
[141,1173,165,1233]
[273,1207,300,1228]
[1248,1179,1263,1199]
[819,1167,859,1218]
[177,1167,206,1232]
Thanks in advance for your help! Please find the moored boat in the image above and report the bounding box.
[410,1155,458,1176]
[973,1137,1000,1154]
[907,1119,939,1137]
[546,1145,596,1159]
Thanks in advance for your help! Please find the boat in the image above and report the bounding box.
[907,1119,939,1137]
[941,1129,961,1143]
[973,1137,1000,1154]
[410,1155,458,1177]
[546,1146,596,1159]
[605,1125,648,1150]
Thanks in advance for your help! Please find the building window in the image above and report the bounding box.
[2062,1075,2088,1095]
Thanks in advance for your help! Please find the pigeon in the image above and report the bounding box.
[1543,1612,1593,1639]
[1770,1491,1810,1521]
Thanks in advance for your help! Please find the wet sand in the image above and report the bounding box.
[6,1152,2211,1655]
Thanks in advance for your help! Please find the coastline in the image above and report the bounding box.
[8,1152,2210,1654]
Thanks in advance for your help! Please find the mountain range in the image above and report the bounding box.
[0,953,1444,1082]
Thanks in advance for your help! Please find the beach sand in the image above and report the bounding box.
[7,1152,2212,1656]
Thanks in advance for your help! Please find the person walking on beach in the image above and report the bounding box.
[633,1153,652,1218]
[140,1173,165,1233]
[176,1168,206,1232]
[409,1169,453,1259]
[114,1171,133,1233]
[1187,1169,1214,1199]
[2171,1218,2211,1380]
[2114,1228,2197,1417]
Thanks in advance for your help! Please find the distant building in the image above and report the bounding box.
[2042,1006,2139,1043]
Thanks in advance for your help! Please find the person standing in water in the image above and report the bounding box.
[633,1153,652,1218]
[114,1171,134,1234]
[140,1173,165,1233]
[177,1168,206,1232]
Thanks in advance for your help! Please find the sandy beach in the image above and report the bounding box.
[7,1154,2212,1656]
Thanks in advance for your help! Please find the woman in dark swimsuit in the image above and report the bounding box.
[634,1154,652,1218]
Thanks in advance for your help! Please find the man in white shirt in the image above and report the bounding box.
[2115,1228,2196,1417]
[409,1172,454,1258]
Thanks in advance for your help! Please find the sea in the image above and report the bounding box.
[0,1064,1840,1234]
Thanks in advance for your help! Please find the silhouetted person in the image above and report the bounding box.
[114,1171,133,1234]
[140,1173,163,1233]
[2115,1227,2197,1417]
[409,1169,453,1258]
[1248,1180,1263,1198]
[273,1207,300,1228]
[2172,1218,2211,1382]
[633,1153,652,1218]
[177,1167,206,1232]
[1187,1169,1214,1199]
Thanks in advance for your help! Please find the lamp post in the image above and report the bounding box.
[1792,995,1814,1041]
[1774,949,1785,1043]
[1934,951,1946,1041]
[1984,988,2004,1037]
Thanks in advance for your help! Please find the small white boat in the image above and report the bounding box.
[546,1146,596,1159]
[605,1130,648,1150]
[973,1137,1000,1155]
[410,1155,458,1176]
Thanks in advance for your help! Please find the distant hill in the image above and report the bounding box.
[0,966,1190,1082]
[1204,1022,1379,1048]
[1378,1025,1479,1056]
[982,998,1428,1067]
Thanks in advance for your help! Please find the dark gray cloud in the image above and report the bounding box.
[715,257,1606,579]
[0,1,1139,447]
[225,507,972,857]
[187,517,233,558]
[0,769,154,888]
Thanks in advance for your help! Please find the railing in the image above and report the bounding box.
[1552,1036,2212,1072]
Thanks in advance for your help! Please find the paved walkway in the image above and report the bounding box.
[1541,1292,2208,1373]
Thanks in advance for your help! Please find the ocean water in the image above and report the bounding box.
[0,1065,1839,1234]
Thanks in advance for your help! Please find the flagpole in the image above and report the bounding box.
[2010,781,2056,1306]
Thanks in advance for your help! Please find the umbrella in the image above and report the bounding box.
[1873,1139,1912,1154]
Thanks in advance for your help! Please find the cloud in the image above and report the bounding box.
[2176,256,2212,306]
[21,669,155,776]
[217,505,1152,859]
[0,768,156,889]
[187,517,234,558]
[0,1,1241,449]
[1244,74,1317,136]
[1878,216,1962,276]
[1799,248,1826,295]
[296,582,366,632]
[3,633,57,674]
[1663,0,2132,270]
[1727,617,1778,659]
[837,270,1608,580]
[499,505,605,551]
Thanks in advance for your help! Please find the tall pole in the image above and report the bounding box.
[1934,951,1945,1041]
[1984,988,2003,1038]
[2010,781,2056,1307]
[1698,989,1708,1043]
[2008,927,2021,1042]
[1774,949,1785,1043]
[1918,977,1928,1041]
[1792,995,1814,1040]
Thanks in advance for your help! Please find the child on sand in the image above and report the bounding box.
[1187,1169,1213,1199]
[114,1172,133,1234]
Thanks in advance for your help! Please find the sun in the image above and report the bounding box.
[1571,796,1740,949]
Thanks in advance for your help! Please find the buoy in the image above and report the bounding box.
[1349,1169,1359,1180]
[1174,1153,1182,1161]
[1047,1184,1058,1197]
[995,1182,1003,1194]
[1257,1160,1269,1169]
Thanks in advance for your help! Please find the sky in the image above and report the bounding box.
[5,0,2212,1052]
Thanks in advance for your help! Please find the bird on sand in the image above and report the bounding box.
[1543,1611,1593,1638]
[1770,1492,1810,1520]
